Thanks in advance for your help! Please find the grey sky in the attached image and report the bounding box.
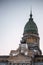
[0,0,43,55]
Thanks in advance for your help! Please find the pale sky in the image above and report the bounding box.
[0,0,43,55]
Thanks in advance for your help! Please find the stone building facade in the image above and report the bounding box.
[0,11,43,65]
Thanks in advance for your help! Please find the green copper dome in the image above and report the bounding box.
[24,12,38,34]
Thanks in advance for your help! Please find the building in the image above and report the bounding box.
[0,11,43,65]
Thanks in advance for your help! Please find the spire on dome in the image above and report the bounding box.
[30,8,32,18]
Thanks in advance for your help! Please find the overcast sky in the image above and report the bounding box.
[0,0,43,55]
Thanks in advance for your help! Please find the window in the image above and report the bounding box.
[27,37,37,43]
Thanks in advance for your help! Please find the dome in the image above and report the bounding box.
[24,12,38,35]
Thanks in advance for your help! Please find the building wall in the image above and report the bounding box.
[0,62,8,65]
[9,63,31,65]
[34,62,43,65]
